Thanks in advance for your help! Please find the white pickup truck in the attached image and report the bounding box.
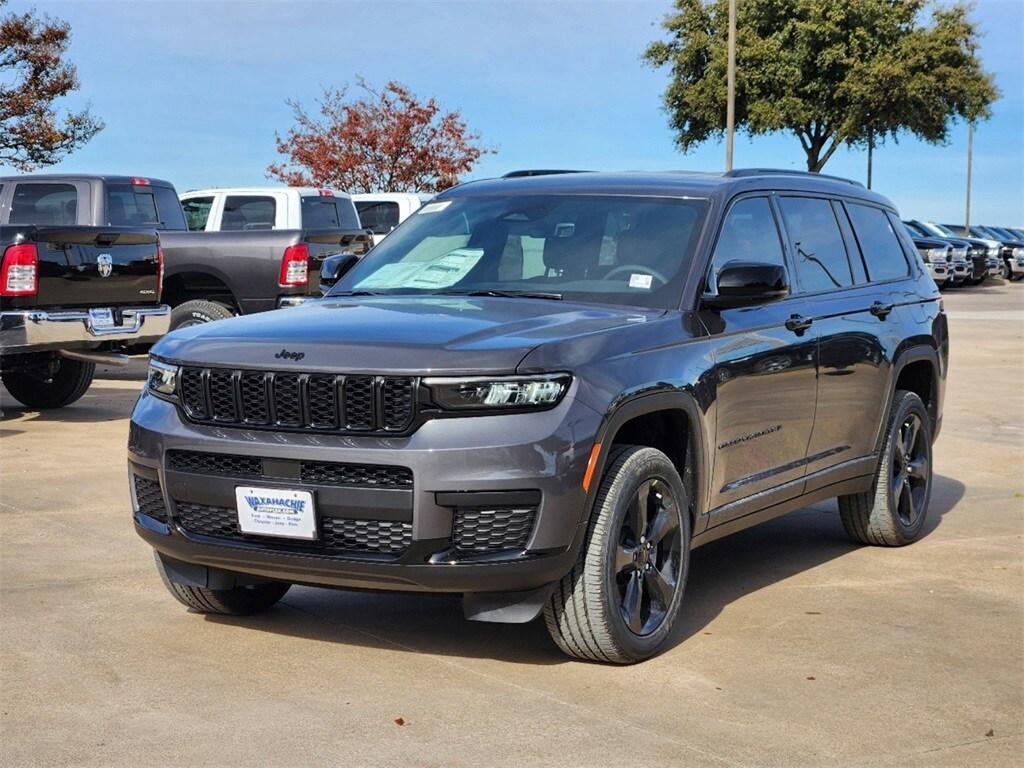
[179,186,361,233]
[351,193,432,246]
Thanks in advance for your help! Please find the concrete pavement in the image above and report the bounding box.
[1,285,1021,767]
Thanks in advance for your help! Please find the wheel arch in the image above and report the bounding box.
[586,391,710,536]
[162,268,240,312]
[877,345,942,450]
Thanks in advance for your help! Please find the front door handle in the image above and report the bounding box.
[870,301,895,319]
[785,314,813,334]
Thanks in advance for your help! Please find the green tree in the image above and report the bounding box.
[644,0,999,172]
[0,0,102,170]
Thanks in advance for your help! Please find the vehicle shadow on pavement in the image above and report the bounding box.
[204,474,965,665]
[0,384,142,424]
[667,473,966,653]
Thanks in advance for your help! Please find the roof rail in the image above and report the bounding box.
[724,168,864,187]
[501,169,591,178]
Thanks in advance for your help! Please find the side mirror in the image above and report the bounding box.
[319,253,360,294]
[702,261,789,309]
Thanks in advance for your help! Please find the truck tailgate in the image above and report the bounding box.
[33,227,161,308]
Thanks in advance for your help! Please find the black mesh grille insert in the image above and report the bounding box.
[343,376,374,430]
[176,367,416,435]
[166,450,412,488]
[134,476,167,522]
[174,502,412,556]
[167,450,262,478]
[453,508,536,554]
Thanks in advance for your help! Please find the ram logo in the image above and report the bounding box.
[97,253,113,278]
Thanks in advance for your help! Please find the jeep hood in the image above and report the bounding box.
[153,296,665,374]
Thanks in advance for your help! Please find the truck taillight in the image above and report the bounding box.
[0,243,38,297]
[156,245,164,298]
[279,244,309,287]
[131,177,151,186]
[318,188,334,197]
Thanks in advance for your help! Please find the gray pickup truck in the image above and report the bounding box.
[1,175,373,333]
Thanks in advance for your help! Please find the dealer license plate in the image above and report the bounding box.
[235,486,316,540]
[88,307,117,330]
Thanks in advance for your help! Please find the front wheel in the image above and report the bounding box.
[544,446,690,663]
[154,553,290,615]
[838,390,933,546]
[1,354,95,409]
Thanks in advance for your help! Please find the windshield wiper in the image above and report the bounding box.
[435,289,564,301]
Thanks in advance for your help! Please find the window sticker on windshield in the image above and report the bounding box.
[418,201,452,214]
[354,248,484,290]
[629,273,653,290]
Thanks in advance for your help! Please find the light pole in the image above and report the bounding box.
[965,121,973,230]
[725,0,737,171]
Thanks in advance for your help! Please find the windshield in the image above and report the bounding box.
[916,221,951,239]
[332,194,708,309]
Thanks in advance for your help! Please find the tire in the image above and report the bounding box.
[154,552,290,615]
[0,354,95,409]
[996,262,1009,280]
[838,390,933,547]
[544,446,691,663]
[170,299,235,331]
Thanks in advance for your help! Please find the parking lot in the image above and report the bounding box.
[1,286,1021,767]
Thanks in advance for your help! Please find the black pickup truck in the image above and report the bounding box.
[0,182,168,408]
[1,175,373,333]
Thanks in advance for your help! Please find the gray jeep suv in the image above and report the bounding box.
[129,170,947,663]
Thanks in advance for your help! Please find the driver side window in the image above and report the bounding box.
[708,197,786,293]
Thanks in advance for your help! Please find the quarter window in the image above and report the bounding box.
[845,203,910,281]
[708,197,786,292]
[778,197,853,293]
[9,183,77,225]
[221,196,277,230]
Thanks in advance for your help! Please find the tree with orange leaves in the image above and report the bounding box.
[267,78,493,194]
[0,0,102,170]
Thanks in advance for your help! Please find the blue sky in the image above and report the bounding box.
[16,0,1024,224]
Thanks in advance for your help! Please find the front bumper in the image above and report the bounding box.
[926,263,949,284]
[0,305,170,353]
[128,388,600,593]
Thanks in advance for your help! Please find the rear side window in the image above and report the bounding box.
[181,197,214,231]
[707,197,786,292]
[222,196,276,230]
[10,183,77,225]
[106,184,187,230]
[302,196,361,229]
[355,200,401,235]
[845,203,909,281]
[778,197,853,293]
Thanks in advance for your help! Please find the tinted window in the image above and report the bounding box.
[779,197,853,292]
[302,196,361,229]
[355,201,401,235]
[336,194,708,310]
[152,185,187,230]
[182,197,214,231]
[845,204,909,281]
[222,196,276,230]
[708,197,786,292]
[106,184,158,226]
[10,183,77,225]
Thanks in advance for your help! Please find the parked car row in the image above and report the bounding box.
[902,219,1024,288]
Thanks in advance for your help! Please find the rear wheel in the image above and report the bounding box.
[839,390,932,546]
[170,299,235,331]
[544,446,690,663]
[1,354,95,409]
[154,553,290,615]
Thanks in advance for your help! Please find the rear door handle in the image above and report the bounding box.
[785,314,813,334]
[870,301,895,319]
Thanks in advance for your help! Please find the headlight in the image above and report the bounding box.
[987,245,1000,257]
[147,358,179,399]
[1013,247,1024,258]
[951,247,967,260]
[426,374,571,411]
[922,247,948,264]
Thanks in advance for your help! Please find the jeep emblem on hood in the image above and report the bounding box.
[274,348,305,361]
